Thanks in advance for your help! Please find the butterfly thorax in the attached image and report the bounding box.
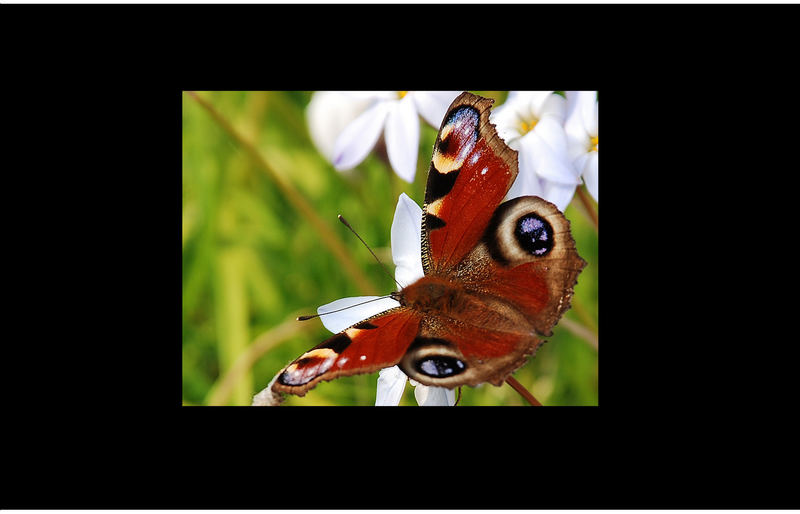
[395,275,465,314]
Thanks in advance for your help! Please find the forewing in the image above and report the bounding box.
[422,92,519,275]
[272,308,422,397]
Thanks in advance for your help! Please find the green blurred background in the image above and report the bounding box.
[182,91,598,406]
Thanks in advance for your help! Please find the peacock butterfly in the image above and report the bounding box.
[255,92,586,405]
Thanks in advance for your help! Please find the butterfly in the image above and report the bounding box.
[256,92,586,405]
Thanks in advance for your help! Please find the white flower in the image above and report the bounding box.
[410,377,456,406]
[490,91,582,211]
[317,193,455,406]
[375,365,409,406]
[565,91,598,202]
[306,91,374,163]
[331,91,461,183]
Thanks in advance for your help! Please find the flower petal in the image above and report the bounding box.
[541,180,579,212]
[510,91,555,118]
[524,123,580,185]
[577,91,598,136]
[490,96,529,144]
[342,91,395,102]
[411,91,461,127]
[391,193,424,288]
[332,100,391,171]
[505,141,544,200]
[306,91,372,163]
[566,133,591,161]
[533,116,570,159]
[537,91,566,122]
[565,91,597,144]
[414,384,456,406]
[385,96,420,183]
[581,151,598,202]
[564,90,580,120]
[317,296,400,334]
[375,365,408,406]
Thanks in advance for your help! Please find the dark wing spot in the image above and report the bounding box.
[319,332,352,354]
[409,336,453,350]
[425,163,461,204]
[437,133,451,154]
[425,212,446,231]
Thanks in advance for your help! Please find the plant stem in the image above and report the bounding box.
[506,376,543,406]
[185,91,377,296]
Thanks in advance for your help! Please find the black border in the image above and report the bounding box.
[4,2,798,509]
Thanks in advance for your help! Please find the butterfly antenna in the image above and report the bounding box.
[296,295,395,321]
[338,214,404,290]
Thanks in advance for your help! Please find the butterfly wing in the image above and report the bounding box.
[421,92,519,275]
[263,92,586,403]
[395,196,585,389]
[405,93,585,390]
[397,313,541,390]
[271,307,422,397]
[472,195,586,337]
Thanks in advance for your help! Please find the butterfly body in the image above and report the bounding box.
[265,92,586,402]
[396,275,461,313]
[389,271,541,388]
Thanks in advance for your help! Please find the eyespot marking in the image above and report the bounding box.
[415,355,466,378]
[432,105,480,174]
[515,213,554,256]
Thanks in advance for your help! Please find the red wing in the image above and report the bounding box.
[272,308,422,397]
[421,92,518,275]
[479,262,552,331]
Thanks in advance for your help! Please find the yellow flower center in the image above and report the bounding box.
[518,117,538,135]
[397,91,408,99]
[590,135,598,152]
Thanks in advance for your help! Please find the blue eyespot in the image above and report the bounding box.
[515,213,554,256]
[416,356,466,378]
